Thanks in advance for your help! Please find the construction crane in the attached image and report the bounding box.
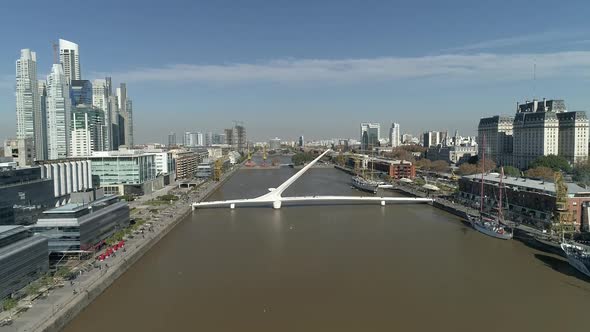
[551,171,575,239]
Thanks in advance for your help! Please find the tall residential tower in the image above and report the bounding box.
[59,39,81,81]
[15,49,40,160]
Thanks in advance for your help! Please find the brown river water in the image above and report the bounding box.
[63,167,590,332]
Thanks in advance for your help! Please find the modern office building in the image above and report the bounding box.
[213,133,226,145]
[33,194,129,254]
[70,80,92,106]
[298,135,305,147]
[37,158,93,205]
[59,39,81,81]
[108,95,120,150]
[15,49,40,161]
[70,104,105,156]
[3,138,34,167]
[90,150,158,195]
[0,225,49,300]
[0,165,55,225]
[389,123,401,148]
[360,123,380,151]
[46,64,71,160]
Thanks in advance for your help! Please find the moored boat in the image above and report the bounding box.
[561,242,590,278]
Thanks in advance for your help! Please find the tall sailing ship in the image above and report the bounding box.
[468,135,513,240]
[561,242,590,278]
[351,155,383,194]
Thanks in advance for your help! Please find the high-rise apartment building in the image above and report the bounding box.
[116,83,133,147]
[46,64,71,159]
[389,123,401,148]
[59,39,81,81]
[37,81,48,160]
[196,132,204,146]
[205,132,212,146]
[360,123,380,151]
[92,78,113,150]
[16,49,40,159]
[168,132,177,147]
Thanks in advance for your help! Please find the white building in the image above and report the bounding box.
[16,49,40,160]
[70,127,91,157]
[269,138,281,150]
[196,132,204,146]
[477,115,514,166]
[38,159,93,206]
[92,78,113,150]
[59,39,81,81]
[116,84,133,147]
[46,64,71,160]
[389,123,400,148]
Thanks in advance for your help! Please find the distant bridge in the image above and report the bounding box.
[192,149,433,210]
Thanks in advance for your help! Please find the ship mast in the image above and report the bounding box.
[480,134,485,214]
[498,166,504,222]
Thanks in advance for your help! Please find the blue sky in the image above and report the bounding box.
[2,0,590,143]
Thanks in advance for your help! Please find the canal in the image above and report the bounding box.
[63,166,590,331]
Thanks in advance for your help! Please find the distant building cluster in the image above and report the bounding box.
[11,39,134,166]
[168,123,247,153]
[424,130,478,165]
[478,99,589,169]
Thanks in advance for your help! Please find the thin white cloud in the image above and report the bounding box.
[443,30,589,52]
[91,51,590,84]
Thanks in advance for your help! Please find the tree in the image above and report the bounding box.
[477,158,496,173]
[431,160,450,172]
[2,298,17,311]
[415,159,431,170]
[467,155,479,165]
[525,166,555,181]
[530,155,571,172]
[501,166,521,177]
[573,160,590,186]
[457,163,478,175]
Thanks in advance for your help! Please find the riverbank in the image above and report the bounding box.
[331,164,564,255]
[2,166,240,332]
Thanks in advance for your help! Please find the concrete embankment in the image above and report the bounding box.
[35,168,239,332]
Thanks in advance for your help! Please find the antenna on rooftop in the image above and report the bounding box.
[533,60,536,99]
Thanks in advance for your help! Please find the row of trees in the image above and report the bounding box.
[291,152,317,166]
[454,154,590,184]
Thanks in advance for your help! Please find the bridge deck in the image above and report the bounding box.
[191,149,433,209]
[193,196,432,208]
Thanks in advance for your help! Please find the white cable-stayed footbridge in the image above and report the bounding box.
[192,149,433,210]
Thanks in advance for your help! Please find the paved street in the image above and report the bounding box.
[0,166,239,332]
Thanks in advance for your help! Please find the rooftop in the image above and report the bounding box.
[462,173,589,195]
[42,195,118,215]
[0,225,25,240]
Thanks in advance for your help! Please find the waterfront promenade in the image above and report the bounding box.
[0,166,240,332]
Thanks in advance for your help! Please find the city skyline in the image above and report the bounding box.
[4,1,590,142]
